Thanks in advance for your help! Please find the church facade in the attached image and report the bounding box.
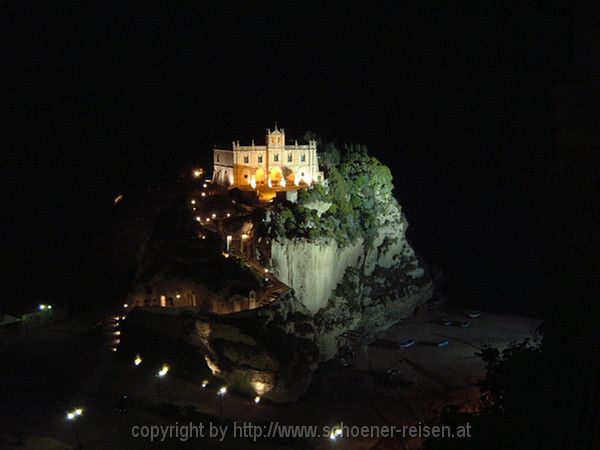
[212,126,324,188]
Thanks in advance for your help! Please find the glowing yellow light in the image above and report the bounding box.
[201,192,206,197]
[66,412,75,420]
[329,427,342,440]
[158,364,169,377]
[39,304,46,311]
[264,268,269,273]
[226,213,231,217]
[47,305,53,310]
[111,347,117,352]
[134,355,142,366]
[201,379,208,388]
[75,408,83,416]
[114,194,124,204]
[222,251,230,258]
[211,213,216,219]
[241,234,248,240]
[219,386,227,395]
[191,199,196,205]
[114,331,121,336]
[193,169,203,178]
[176,294,181,299]
[195,216,201,222]
[202,183,207,188]
[254,396,261,404]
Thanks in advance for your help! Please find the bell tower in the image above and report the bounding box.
[266,123,285,149]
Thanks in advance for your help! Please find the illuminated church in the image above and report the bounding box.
[212,125,324,188]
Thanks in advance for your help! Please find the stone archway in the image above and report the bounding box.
[269,167,283,182]
[255,168,266,185]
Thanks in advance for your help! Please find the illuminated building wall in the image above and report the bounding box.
[212,125,324,188]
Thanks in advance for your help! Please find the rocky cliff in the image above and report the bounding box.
[119,143,432,403]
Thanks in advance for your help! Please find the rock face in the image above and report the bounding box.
[270,238,364,314]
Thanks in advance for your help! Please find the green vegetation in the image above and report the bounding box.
[267,140,396,246]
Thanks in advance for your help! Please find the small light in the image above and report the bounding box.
[111,347,117,352]
[226,213,231,217]
[158,364,169,377]
[67,412,75,420]
[39,304,46,311]
[123,304,128,308]
[196,216,201,222]
[264,268,269,273]
[201,379,208,388]
[219,386,227,395]
[176,294,181,299]
[203,183,207,188]
[211,213,216,219]
[254,396,261,404]
[47,305,53,310]
[114,331,121,336]
[75,408,83,416]
[241,234,248,239]
[193,169,203,178]
[191,199,196,205]
[201,192,206,197]
[205,218,210,222]
[121,316,125,320]
[134,355,142,366]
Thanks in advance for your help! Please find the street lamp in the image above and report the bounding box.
[157,364,169,401]
[66,408,84,449]
[254,396,261,404]
[158,364,169,377]
[218,386,227,417]
[134,355,142,366]
[201,379,209,388]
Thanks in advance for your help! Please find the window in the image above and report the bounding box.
[243,155,249,164]
[287,154,292,162]
[217,154,220,162]
[301,172,305,176]
[244,174,248,179]
[258,155,263,163]
[274,154,279,162]
[301,154,306,162]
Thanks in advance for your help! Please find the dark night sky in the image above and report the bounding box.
[2,2,573,313]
